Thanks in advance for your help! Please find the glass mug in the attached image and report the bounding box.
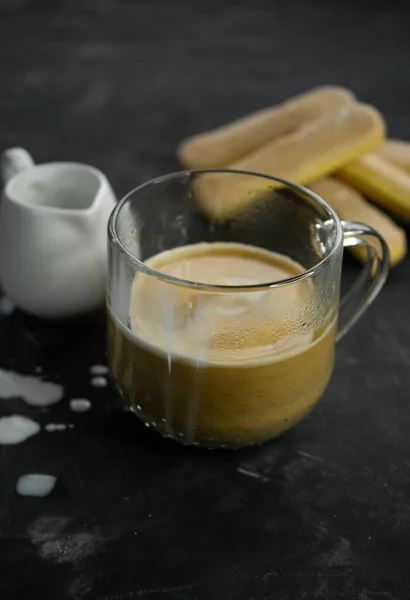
[107,170,388,449]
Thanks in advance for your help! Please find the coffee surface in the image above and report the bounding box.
[130,242,317,362]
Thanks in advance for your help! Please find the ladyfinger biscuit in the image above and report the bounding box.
[309,177,406,266]
[338,153,410,221]
[378,139,410,172]
[178,86,355,169]
[193,103,385,221]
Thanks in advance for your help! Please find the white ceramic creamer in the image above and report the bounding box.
[0,148,117,318]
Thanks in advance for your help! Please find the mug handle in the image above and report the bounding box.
[337,220,390,342]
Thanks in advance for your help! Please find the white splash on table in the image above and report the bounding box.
[0,369,63,406]
[0,415,40,444]
[69,398,91,413]
[16,474,56,497]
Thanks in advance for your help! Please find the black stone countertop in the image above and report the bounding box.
[1,1,410,598]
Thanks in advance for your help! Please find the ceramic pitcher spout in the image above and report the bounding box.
[1,147,35,187]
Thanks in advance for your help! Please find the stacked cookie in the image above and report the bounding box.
[178,87,409,266]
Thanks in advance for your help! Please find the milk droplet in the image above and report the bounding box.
[16,474,56,497]
[69,398,91,413]
[91,377,107,388]
[0,369,63,407]
[0,415,40,444]
[89,365,109,375]
[45,423,68,432]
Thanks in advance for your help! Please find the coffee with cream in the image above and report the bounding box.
[107,242,336,447]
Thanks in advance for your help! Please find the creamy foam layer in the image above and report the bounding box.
[128,242,323,363]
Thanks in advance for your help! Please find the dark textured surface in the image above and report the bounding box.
[1,1,410,599]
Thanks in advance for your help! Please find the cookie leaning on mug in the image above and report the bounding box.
[309,177,407,266]
[193,103,385,221]
[378,139,410,172]
[338,152,410,221]
[178,86,355,169]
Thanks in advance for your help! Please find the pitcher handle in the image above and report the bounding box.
[1,147,35,187]
[337,220,390,342]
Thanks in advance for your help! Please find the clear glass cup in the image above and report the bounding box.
[107,170,389,449]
